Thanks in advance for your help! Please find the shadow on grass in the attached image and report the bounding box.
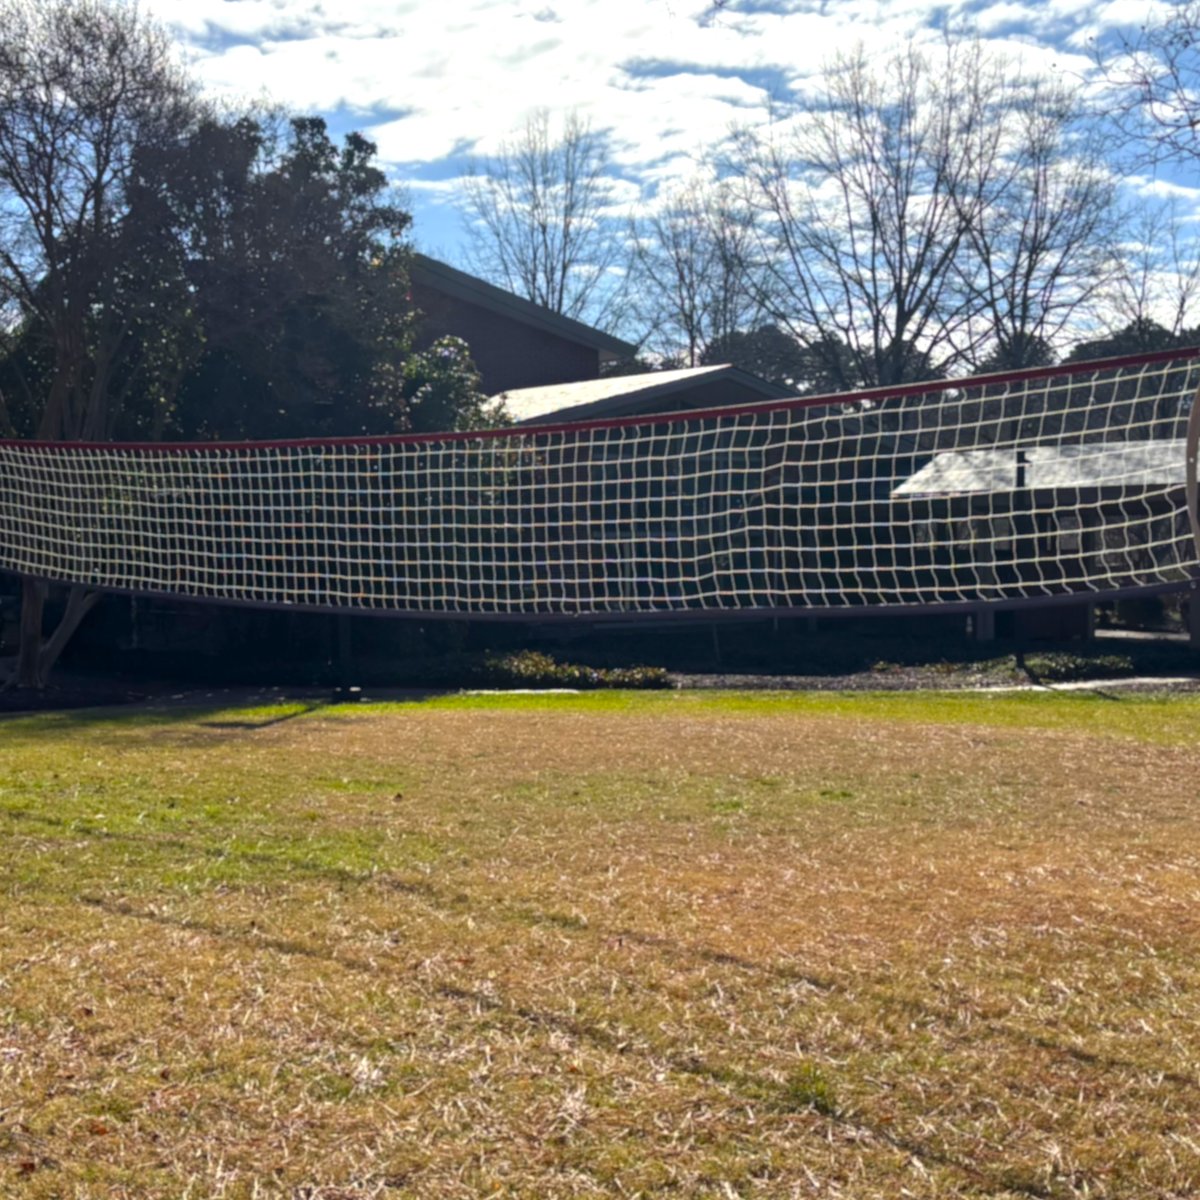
[1013,649,1128,700]
[610,926,834,993]
[1022,1032,1200,1093]
[0,703,189,730]
[199,701,328,730]
[378,878,838,992]
[76,892,1099,1199]
[0,698,291,734]
[0,687,463,735]
[48,849,1200,1112]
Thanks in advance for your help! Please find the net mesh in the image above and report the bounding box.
[2,350,1198,617]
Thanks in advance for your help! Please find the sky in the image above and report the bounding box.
[144,0,1190,281]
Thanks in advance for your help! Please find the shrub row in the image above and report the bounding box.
[1017,651,1136,682]
[479,650,672,689]
[389,649,672,690]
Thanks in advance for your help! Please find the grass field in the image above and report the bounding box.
[2,690,1199,1198]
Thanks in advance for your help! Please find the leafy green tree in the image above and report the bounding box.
[975,334,1057,373]
[120,115,496,441]
[121,114,414,440]
[0,0,200,687]
[0,2,491,688]
[702,326,849,394]
[399,336,509,433]
[1065,320,1186,363]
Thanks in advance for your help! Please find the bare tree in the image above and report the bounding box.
[460,110,624,328]
[1101,197,1200,338]
[728,37,1124,384]
[628,178,760,367]
[1087,8,1200,348]
[0,0,198,688]
[1093,2,1200,167]
[960,76,1117,369]
[730,38,1006,389]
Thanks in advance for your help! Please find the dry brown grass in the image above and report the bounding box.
[1,692,1198,1198]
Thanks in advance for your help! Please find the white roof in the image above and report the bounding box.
[894,441,1188,496]
[492,364,788,424]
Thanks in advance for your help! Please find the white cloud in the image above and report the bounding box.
[145,0,1152,259]
[1126,176,1200,207]
[1063,0,1178,48]
[159,0,1083,164]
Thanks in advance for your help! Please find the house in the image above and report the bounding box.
[408,253,635,395]
[492,363,795,425]
[892,441,1188,497]
[891,440,1194,639]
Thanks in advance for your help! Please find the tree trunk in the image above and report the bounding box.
[11,578,100,690]
[14,577,47,689]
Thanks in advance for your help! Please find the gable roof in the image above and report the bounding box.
[494,363,795,425]
[893,442,1187,497]
[409,253,636,360]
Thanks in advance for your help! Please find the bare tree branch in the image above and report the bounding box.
[729,39,1007,388]
[460,110,626,329]
[1104,196,1200,336]
[958,74,1117,368]
[727,36,1116,382]
[628,177,761,366]
[1093,3,1200,168]
[0,0,199,687]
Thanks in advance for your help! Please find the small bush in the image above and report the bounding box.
[478,650,671,690]
[1019,652,1135,682]
[378,649,671,690]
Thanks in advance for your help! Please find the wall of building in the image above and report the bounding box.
[411,283,601,395]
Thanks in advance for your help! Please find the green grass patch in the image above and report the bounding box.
[377,686,1200,744]
[2,691,1199,1197]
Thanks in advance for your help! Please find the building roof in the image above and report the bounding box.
[494,363,795,425]
[409,253,636,361]
[893,442,1187,496]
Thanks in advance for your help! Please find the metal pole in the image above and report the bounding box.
[1187,379,1200,564]
[974,606,996,642]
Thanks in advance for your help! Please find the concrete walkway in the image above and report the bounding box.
[973,675,1200,693]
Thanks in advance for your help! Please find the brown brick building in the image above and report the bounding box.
[408,254,635,395]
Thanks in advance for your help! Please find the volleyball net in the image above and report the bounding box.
[2,348,1199,620]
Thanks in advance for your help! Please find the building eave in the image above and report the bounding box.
[501,364,796,425]
[409,252,636,360]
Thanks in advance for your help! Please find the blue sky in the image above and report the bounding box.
[147,0,1190,278]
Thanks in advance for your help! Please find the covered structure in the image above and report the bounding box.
[892,440,1193,639]
[494,363,794,425]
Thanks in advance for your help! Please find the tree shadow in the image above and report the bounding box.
[199,701,328,730]
[73,894,1084,1198]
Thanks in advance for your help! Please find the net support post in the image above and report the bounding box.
[1186,377,1200,648]
[973,605,996,643]
[336,614,355,685]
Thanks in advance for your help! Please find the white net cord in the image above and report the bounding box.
[2,349,1199,618]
